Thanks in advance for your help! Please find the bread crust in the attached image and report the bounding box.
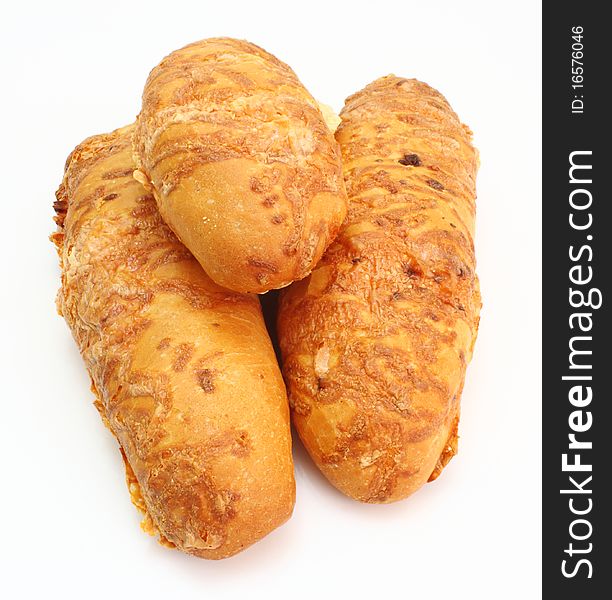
[277,77,481,503]
[53,126,295,558]
[133,38,347,293]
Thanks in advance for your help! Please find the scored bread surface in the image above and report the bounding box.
[277,77,481,503]
[53,125,295,558]
[133,38,347,293]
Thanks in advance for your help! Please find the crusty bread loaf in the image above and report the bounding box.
[52,125,295,558]
[133,37,347,293]
[277,77,481,503]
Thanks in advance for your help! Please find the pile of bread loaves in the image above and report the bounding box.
[52,38,481,559]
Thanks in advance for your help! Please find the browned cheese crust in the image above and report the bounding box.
[133,37,347,293]
[277,77,481,503]
[52,126,295,558]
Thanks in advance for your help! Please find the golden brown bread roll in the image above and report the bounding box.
[52,125,295,558]
[277,77,481,503]
[133,37,347,293]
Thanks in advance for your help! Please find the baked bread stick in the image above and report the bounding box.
[277,77,481,503]
[133,37,347,293]
[52,125,295,558]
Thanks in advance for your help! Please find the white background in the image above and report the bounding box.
[1,1,541,598]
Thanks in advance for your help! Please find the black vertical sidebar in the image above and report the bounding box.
[543,2,610,598]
